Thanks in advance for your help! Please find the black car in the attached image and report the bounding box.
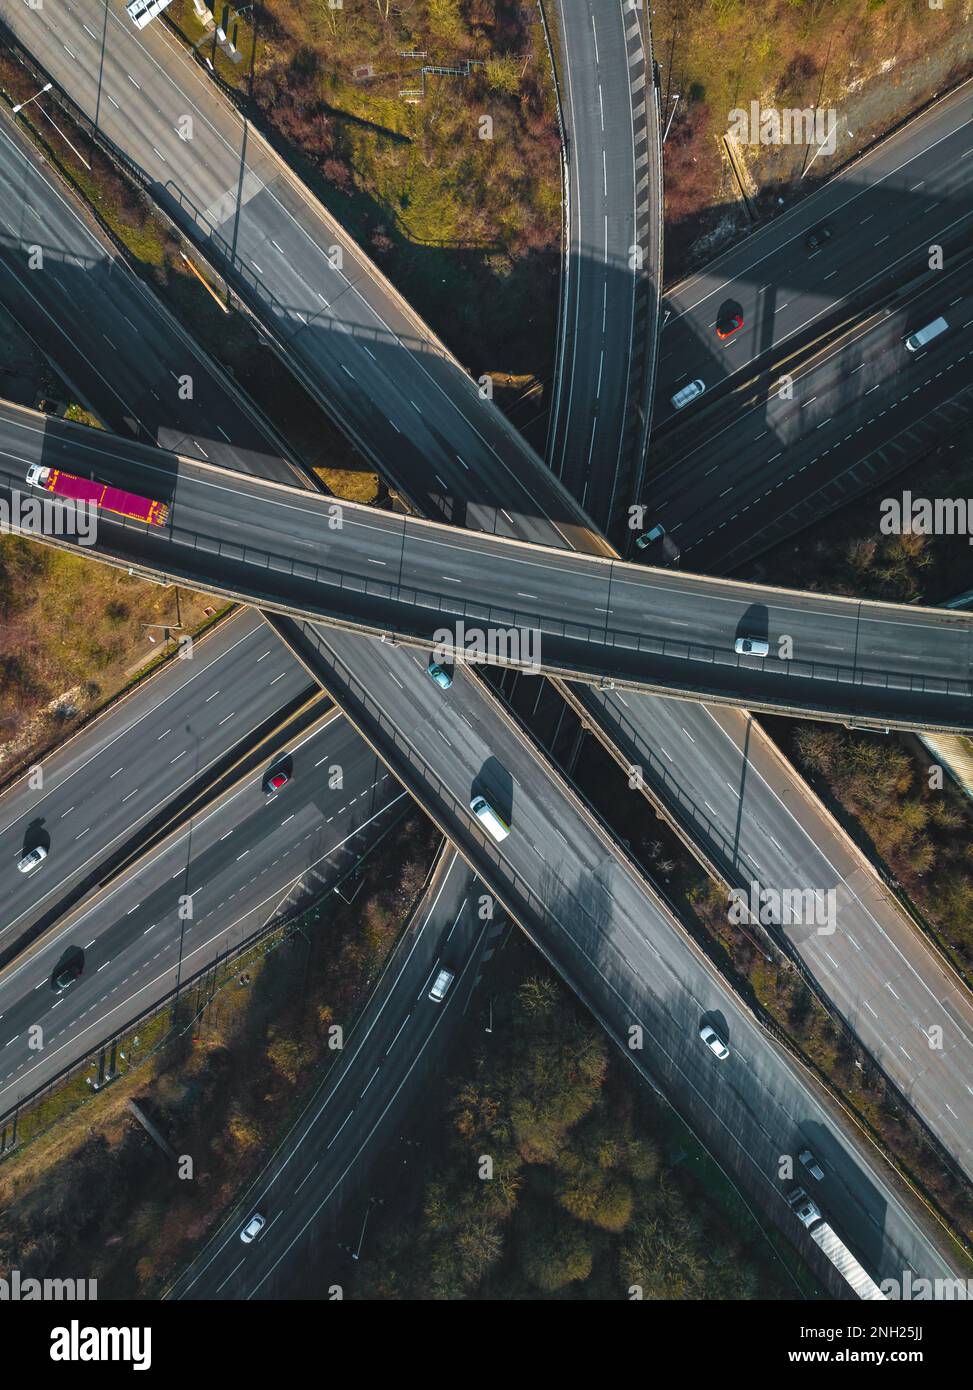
[805,223,834,252]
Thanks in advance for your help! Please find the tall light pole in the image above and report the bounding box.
[663,93,681,144]
[12,82,90,168]
[12,82,52,116]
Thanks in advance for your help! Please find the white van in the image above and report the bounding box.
[428,967,455,1003]
[126,0,173,29]
[671,378,705,410]
[904,316,948,352]
[470,794,510,842]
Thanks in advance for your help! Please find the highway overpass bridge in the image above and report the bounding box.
[2,402,970,732]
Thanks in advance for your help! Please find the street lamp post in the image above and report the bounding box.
[12,81,52,116]
[663,93,681,144]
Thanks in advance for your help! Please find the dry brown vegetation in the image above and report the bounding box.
[347,944,796,1299]
[0,537,217,778]
[753,438,973,604]
[169,0,562,385]
[655,0,973,277]
[790,723,973,967]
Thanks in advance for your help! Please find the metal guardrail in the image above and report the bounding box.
[3,475,970,732]
[535,0,571,473]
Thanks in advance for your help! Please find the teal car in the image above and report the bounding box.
[426,661,452,690]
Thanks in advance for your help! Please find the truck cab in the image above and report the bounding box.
[787,1187,821,1228]
[25,464,50,488]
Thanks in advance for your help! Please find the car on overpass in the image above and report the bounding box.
[426,660,453,690]
[800,1148,826,1181]
[671,378,706,410]
[52,957,83,993]
[734,636,771,657]
[635,523,666,550]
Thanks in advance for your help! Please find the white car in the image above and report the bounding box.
[734,636,770,657]
[16,845,48,875]
[240,1214,266,1244]
[699,1023,729,1060]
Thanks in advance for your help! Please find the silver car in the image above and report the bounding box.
[699,1023,729,1060]
[16,845,48,875]
[240,1214,266,1244]
[734,636,770,657]
[799,1148,825,1181]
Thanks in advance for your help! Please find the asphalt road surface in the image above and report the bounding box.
[547,0,660,530]
[170,849,490,1300]
[1,2,967,1289]
[655,75,973,424]
[1,0,610,555]
[0,710,405,1120]
[1,69,965,1192]
[0,610,311,952]
[2,407,969,728]
[646,250,973,570]
[0,112,303,482]
[569,684,973,1184]
[275,620,965,1295]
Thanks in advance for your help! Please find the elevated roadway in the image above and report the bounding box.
[0,0,611,555]
[647,250,973,571]
[0,709,405,1121]
[0,92,967,1289]
[1,406,970,730]
[0,610,312,955]
[267,616,967,1296]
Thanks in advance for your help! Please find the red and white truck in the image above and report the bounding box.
[25,464,169,527]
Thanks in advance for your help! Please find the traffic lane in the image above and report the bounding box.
[577,686,973,1180]
[655,77,973,414]
[655,170,973,428]
[665,73,973,321]
[0,120,298,480]
[645,256,973,561]
[0,716,405,1117]
[175,850,483,1299]
[189,177,600,549]
[2,411,968,725]
[0,612,311,947]
[298,625,961,1286]
[11,0,605,551]
[548,0,638,525]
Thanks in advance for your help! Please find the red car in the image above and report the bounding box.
[716,314,744,340]
[264,770,289,793]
